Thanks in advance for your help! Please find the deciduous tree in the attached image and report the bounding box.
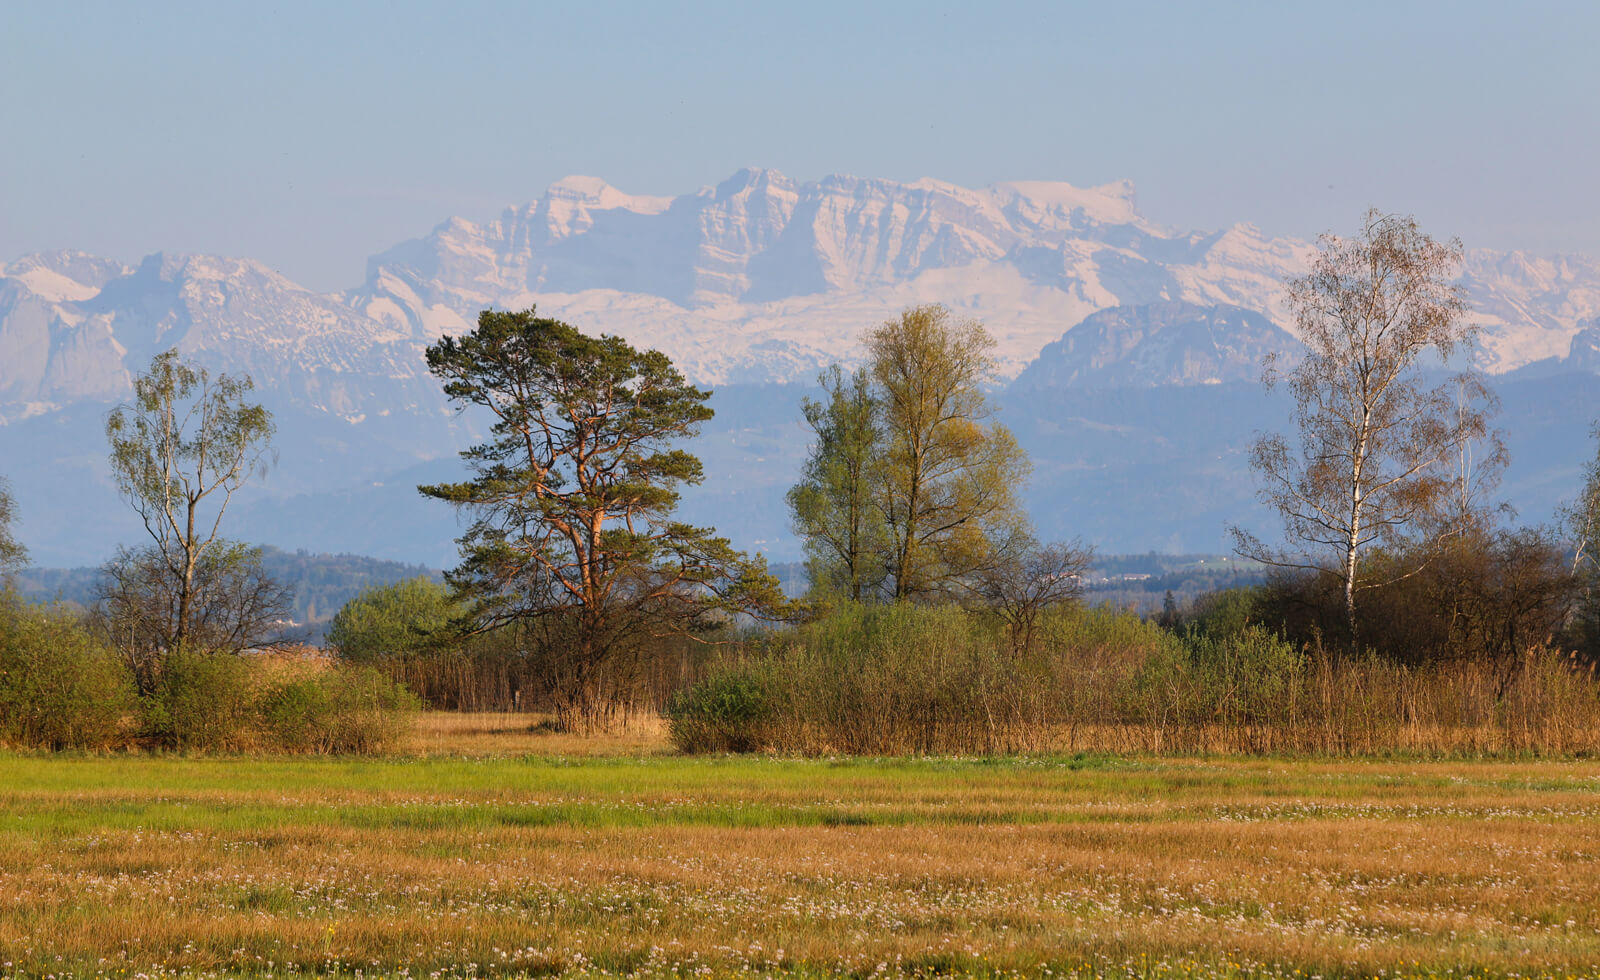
[787,366,887,603]
[867,305,1030,601]
[96,541,295,694]
[420,309,787,731]
[0,477,25,581]
[1565,421,1600,581]
[966,532,1093,653]
[1564,421,1600,660]
[326,576,458,664]
[105,350,278,655]
[1232,211,1497,645]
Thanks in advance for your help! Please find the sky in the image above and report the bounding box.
[3,0,1597,293]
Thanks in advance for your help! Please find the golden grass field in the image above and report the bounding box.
[3,713,1599,979]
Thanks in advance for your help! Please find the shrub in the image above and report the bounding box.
[670,604,1177,756]
[1257,530,1580,669]
[257,664,419,755]
[144,649,259,751]
[319,665,420,754]
[327,577,455,663]
[667,664,774,753]
[1131,622,1305,730]
[258,675,336,753]
[0,597,134,750]
[327,577,539,712]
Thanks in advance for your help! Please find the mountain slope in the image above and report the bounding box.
[1010,302,1302,392]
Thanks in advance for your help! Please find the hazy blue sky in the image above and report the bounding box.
[3,1,1596,292]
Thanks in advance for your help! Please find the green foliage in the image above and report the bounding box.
[671,604,1178,755]
[791,306,1032,603]
[327,576,457,662]
[666,664,774,753]
[788,365,886,603]
[0,596,133,750]
[1183,587,1265,639]
[0,588,415,755]
[420,308,789,730]
[105,349,279,659]
[260,666,419,755]
[145,649,258,751]
[0,476,26,580]
[258,676,334,752]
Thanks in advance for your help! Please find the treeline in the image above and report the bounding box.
[664,216,1600,756]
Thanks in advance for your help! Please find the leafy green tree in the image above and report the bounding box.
[326,576,457,663]
[787,366,887,603]
[106,350,277,655]
[866,305,1031,601]
[0,476,25,581]
[420,309,788,730]
[788,306,1033,605]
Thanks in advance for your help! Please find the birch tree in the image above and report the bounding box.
[106,350,276,654]
[1232,211,1496,645]
[1564,421,1600,582]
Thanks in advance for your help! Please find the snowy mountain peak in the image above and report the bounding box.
[991,177,1141,227]
[7,168,1600,419]
[3,250,132,302]
[542,175,673,214]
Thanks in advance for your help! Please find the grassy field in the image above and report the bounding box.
[3,714,1600,979]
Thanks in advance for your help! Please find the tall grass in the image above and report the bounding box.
[670,603,1600,756]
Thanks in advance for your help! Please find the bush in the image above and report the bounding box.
[667,665,774,753]
[1130,622,1305,732]
[145,649,259,751]
[670,603,1178,755]
[0,597,134,750]
[327,577,538,712]
[162,658,420,756]
[669,594,1600,758]
[318,665,420,754]
[327,577,455,663]
[1257,530,1581,671]
[258,675,337,753]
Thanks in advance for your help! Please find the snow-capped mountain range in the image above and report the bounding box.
[6,168,1600,424]
[4,169,1600,567]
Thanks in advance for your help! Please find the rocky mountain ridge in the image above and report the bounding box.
[6,169,1600,426]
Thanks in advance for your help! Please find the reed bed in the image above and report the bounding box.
[670,605,1600,757]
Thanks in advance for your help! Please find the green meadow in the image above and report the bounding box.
[4,736,1600,979]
